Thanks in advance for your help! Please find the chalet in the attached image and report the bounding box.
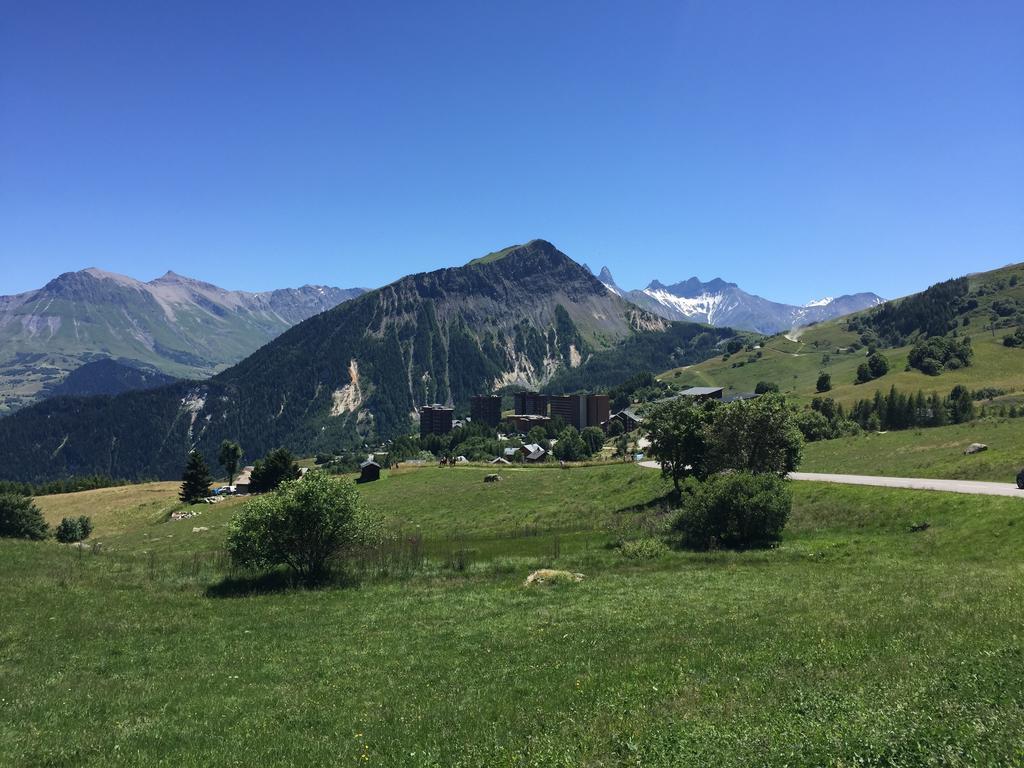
[233,466,255,494]
[521,443,548,463]
[358,460,381,483]
[607,407,643,433]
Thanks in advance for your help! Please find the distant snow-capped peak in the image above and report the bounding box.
[803,296,834,308]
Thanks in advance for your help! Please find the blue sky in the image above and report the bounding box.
[2,1,1022,303]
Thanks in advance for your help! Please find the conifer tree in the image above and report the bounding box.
[179,451,212,504]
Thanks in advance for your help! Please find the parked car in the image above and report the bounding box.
[212,486,234,496]
[1017,468,1024,490]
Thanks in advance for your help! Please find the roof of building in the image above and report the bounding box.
[680,386,724,397]
[359,460,381,469]
[611,407,644,423]
[490,457,512,464]
[525,448,547,461]
[522,443,544,453]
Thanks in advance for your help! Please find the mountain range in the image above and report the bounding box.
[0,240,736,482]
[596,267,884,334]
[0,269,365,414]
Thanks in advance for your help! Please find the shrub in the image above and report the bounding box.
[754,381,779,394]
[816,372,832,393]
[794,409,834,442]
[0,493,49,540]
[671,472,792,551]
[226,471,381,583]
[619,537,669,560]
[54,515,93,543]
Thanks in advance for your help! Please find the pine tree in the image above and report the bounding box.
[218,440,243,486]
[179,451,212,504]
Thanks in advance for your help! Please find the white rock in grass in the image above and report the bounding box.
[964,443,988,455]
[524,569,584,587]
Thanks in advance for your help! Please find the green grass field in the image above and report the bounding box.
[4,465,1024,765]
[802,416,1024,482]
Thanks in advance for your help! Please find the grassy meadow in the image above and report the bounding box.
[660,320,1023,411]
[802,416,1024,482]
[3,464,1024,766]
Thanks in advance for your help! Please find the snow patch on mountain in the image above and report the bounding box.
[642,288,726,324]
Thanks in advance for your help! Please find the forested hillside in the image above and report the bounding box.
[0,241,715,482]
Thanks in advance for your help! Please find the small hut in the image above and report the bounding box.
[358,460,381,483]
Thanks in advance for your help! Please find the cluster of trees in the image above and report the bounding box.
[907,335,973,375]
[847,385,978,432]
[848,276,970,346]
[607,371,670,411]
[180,442,300,504]
[645,394,801,550]
[855,352,890,384]
[1004,327,1024,348]
[552,425,605,461]
[0,474,129,498]
[792,397,861,442]
[545,323,735,394]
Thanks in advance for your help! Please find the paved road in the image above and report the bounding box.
[788,472,1023,498]
[638,461,1022,498]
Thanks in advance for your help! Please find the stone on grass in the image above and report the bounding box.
[484,474,502,483]
[524,569,584,587]
[964,443,988,455]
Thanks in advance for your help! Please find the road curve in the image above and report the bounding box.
[637,461,1022,498]
[789,472,1022,498]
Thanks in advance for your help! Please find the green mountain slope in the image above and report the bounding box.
[660,262,1024,408]
[0,240,732,482]
[0,269,365,414]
